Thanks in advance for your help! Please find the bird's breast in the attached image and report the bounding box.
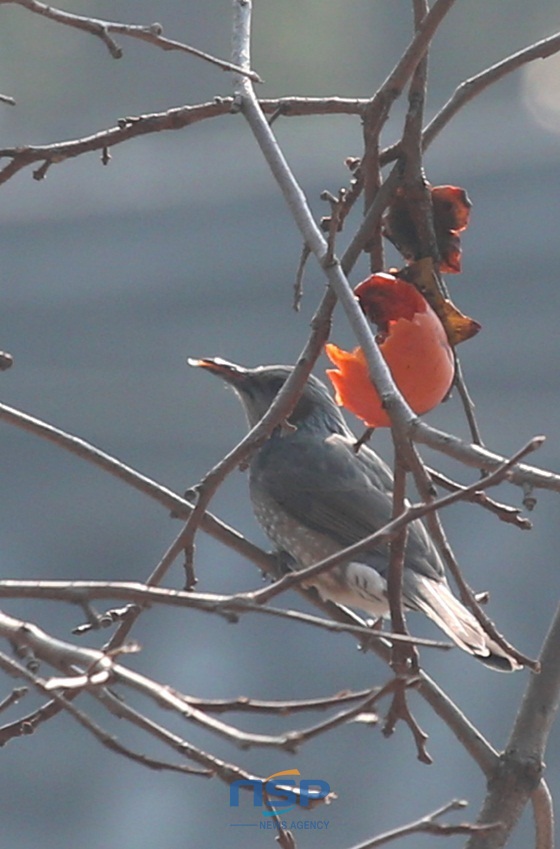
[251,487,339,566]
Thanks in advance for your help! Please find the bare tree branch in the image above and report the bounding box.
[0,97,367,186]
[0,398,277,573]
[1,3,559,844]
[176,0,468,607]
[0,0,262,79]
[177,689,380,716]
[0,609,380,754]
[1,23,559,194]
[383,445,430,762]
[379,30,560,165]
[0,579,450,649]
[466,602,560,848]
[0,650,209,775]
[347,799,499,849]
[0,685,27,713]
[229,9,560,502]
[102,526,196,652]
[427,468,532,530]
[423,30,560,151]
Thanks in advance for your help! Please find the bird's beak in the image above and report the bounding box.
[187,357,249,386]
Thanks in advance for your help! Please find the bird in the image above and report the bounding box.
[189,357,519,671]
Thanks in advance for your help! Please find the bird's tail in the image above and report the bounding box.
[408,575,521,672]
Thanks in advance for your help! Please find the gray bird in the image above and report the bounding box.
[190,357,519,671]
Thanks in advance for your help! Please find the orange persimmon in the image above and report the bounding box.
[325,272,454,427]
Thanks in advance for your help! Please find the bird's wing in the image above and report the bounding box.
[251,431,443,580]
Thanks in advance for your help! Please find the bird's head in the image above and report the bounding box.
[188,357,349,433]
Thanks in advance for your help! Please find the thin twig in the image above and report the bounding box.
[423,30,560,151]
[293,243,311,310]
[347,799,499,849]
[102,527,197,652]
[452,356,485,447]
[0,609,357,753]
[427,468,532,529]
[0,399,278,573]
[341,166,402,273]
[277,681,396,749]
[0,686,27,713]
[0,98,366,186]
[0,580,450,650]
[1,0,261,79]
[426,505,536,669]
[387,457,413,664]
[360,114,384,271]
[0,691,70,745]
[0,650,208,775]
[179,688,378,715]
[383,676,432,765]
[320,189,346,265]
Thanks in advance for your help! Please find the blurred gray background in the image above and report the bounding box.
[1,1,560,847]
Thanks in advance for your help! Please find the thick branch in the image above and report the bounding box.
[466,602,560,848]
